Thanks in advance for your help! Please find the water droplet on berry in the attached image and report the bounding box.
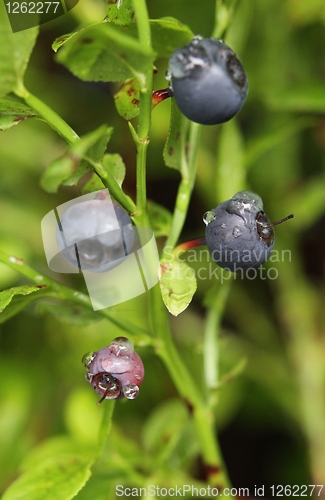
[232,226,242,238]
[86,371,94,382]
[123,384,139,399]
[109,336,134,356]
[203,211,216,226]
[221,223,226,229]
[82,352,96,368]
[165,69,172,82]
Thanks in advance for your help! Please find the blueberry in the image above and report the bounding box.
[82,337,145,403]
[56,194,134,273]
[204,191,293,271]
[168,36,248,125]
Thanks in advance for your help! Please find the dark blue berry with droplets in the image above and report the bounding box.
[204,191,293,271]
[168,36,248,125]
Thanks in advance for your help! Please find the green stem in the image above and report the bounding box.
[15,86,79,145]
[132,0,231,489]
[88,158,136,215]
[164,121,201,250]
[133,0,151,47]
[0,249,152,344]
[150,285,232,488]
[96,400,116,459]
[132,0,152,224]
[203,281,232,406]
[16,86,136,214]
[212,0,239,39]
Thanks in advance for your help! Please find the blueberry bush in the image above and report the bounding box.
[0,0,325,498]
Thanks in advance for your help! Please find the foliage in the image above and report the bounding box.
[0,0,325,498]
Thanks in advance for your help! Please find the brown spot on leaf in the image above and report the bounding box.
[168,147,174,155]
[81,38,93,45]
[160,263,169,275]
[55,34,70,45]
[205,463,222,478]
[131,99,139,105]
[184,399,194,415]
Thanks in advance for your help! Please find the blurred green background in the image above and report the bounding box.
[0,0,325,496]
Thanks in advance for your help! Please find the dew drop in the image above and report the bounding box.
[82,351,96,368]
[86,371,94,382]
[165,69,172,82]
[232,226,242,238]
[9,256,23,265]
[123,384,139,400]
[221,223,227,229]
[203,211,216,226]
[110,337,134,355]
[192,34,203,43]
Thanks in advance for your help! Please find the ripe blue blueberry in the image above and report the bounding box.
[204,191,293,271]
[56,194,134,273]
[82,337,145,404]
[168,36,248,125]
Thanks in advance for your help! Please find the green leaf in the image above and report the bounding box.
[64,389,102,446]
[102,153,126,187]
[245,118,315,168]
[215,119,246,202]
[114,79,140,120]
[142,399,189,454]
[0,285,47,324]
[0,295,41,324]
[287,0,325,25]
[82,152,126,193]
[0,2,38,97]
[54,22,155,89]
[2,452,92,500]
[143,399,199,466]
[0,285,45,312]
[36,300,102,326]
[106,0,135,26]
[40,125,113,193]
[163,99,188,174]
[159,255,197,316]
[81,173,105,193]
[71,474,116,500]
[150,17,193,58]
[147,200,172,237]
[267,84,325,113]
[0,97,36,131]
